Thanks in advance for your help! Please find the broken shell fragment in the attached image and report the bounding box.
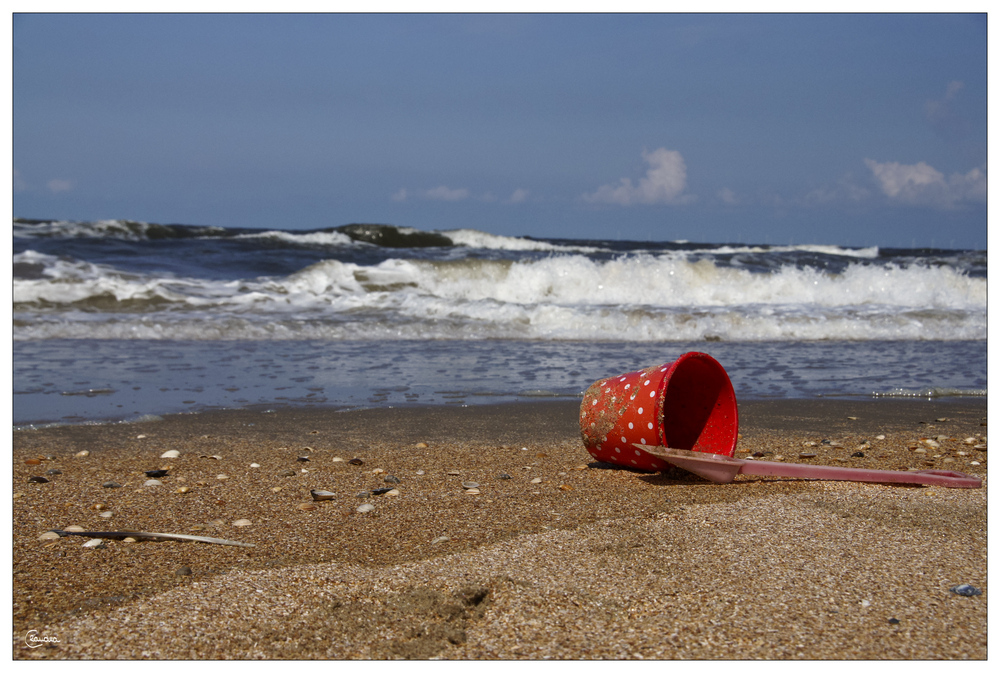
[161,450,180,459]
[310,489,336,501]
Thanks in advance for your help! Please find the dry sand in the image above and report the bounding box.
[12,399,987,659]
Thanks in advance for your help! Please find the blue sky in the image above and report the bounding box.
[12,13,988,248]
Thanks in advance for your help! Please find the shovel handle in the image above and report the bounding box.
[739,460,982,489]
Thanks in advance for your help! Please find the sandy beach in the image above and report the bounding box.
[12,398,987,659]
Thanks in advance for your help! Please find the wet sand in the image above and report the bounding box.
[12,399,987,659]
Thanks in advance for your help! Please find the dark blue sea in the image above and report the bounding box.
[13,218,987,426]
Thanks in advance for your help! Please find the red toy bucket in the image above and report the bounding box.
[579,352,739,471]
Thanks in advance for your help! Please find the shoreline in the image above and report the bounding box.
[13,398,987,659]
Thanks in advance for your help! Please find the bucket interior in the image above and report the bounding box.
[660,355,738,455]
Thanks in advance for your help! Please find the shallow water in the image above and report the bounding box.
[13,339,987,426]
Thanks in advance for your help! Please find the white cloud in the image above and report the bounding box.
[46,178,74,194]
[391,188,408,202]
[864,158,986,207]
[584,147,693,205]
[716,187,739,205]
[424,185,470,202]
[925,80,970,139]
[508,188,530,204]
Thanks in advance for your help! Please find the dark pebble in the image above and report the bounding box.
[950,584,982,597]
[348,458,364,466]
[384,475,401,484]
[888,618,900,625]
[278,469,297,477]
[28,476,49,483]
[372,487,395,495]
[145,469,169,478]
[175,566,192,576]
[356,490,371,498]
[297,456,310,463]
[851,452,865,458]
[46,469,62,475]
[498,473,512,480]
[102,481,122,488]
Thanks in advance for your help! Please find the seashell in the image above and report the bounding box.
[216,474,229,480]
[89,503,106,511]
[415,470,425,475]
[38,531,61,541]
[430,535,450,544]
[278,469,297,477]
[384,489,401,496]
[310,489,335,501]
[46,469,62,475]
[82,539,105,548]
[348,458,364,466]
[136,434,146,439]
[64,525,86,532]
[356,503,375,513]
[371,487,394,496]
[331,457,345,462]
[232,519,252,527]
[530,477,543,484]
[950,584,982,597]
[799,453,817,459]
[99,511,113,518]
[271,486,283,492]
[296,456,310,462]
[25,458,42,466]
[122,537,138,543]
[371,468,384,474]
[75,450,90,458]
[250,463,260,468]
[144,479,163,487]
[464,488,481,495]
[416,442,429,449]
[145,469,169,478]
[28,476,49,483]
[161,450,181,459]
[558,484,573,491]
[447,470,461,476]
[297,503,317,511]
[461,482,480,490]
[175,486,191,494]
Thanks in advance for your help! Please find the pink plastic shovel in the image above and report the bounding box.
[643,445,982,489]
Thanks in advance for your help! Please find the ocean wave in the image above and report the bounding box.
[13,250,987,342]
[13,218,227,240]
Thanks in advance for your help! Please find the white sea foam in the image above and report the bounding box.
[442,228,602,252]
[234,229,355,246]
[13,250,987,342]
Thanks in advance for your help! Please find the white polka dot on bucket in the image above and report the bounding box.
[649,391,655,398]
[624,384,630,389]
[640,438,647,444]
[621,437,626,443]
[615,447,621,453]
[637,407,643,414]
[628,422,633,429]
[648,422,653,430]
[644,380,651,386]
[592,399,598,405]
[634,449,641,455]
